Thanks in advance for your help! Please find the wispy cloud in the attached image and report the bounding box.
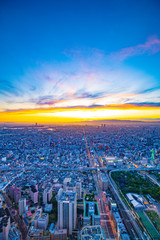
[0,37,160,114]
[111,36,160,60]
[0,62,159,112]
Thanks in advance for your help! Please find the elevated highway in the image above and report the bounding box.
[0,166,159,172]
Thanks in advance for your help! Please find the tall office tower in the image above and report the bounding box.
[43,190,47,204]
[76,182,82,199]
[30,185,38,203]
[46,184,53,202]
[43,184,53,204]
[0,205,10,240]
[9,186,15,199]
[18,198,26,216]
[57,191,77,235]
[99,172,108,191]
[9,186,21,203]
[63,178,71,191]
[14,187,21,203]
[57,188,63,200]
[33,207,42,228]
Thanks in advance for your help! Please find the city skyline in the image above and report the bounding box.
[1,0,160,123]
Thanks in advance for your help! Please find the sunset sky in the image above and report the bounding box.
[1,0,160,123]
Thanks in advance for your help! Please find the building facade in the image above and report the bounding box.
[18,198,26,216]
[58,190,77,235]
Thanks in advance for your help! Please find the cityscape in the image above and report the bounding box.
[0,122,160,239]
[1,0,160,240]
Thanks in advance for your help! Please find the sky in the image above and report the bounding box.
[0,0,160,123]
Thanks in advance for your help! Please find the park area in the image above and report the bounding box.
[136,210,160,240]
[112,171,160,202]
[145,210,160,234]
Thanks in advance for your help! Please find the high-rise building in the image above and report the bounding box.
[57,190,77,235]
[43,184,53,204]
[9,186,15,199]
[76,182,82,199]
[30,185,38,203]
[9,186,21,203]
[0,206,10,240]
[14,188,21,203]
[43,184,52,204]
[57,188,63,200]
[34,208,42,228]
[99,172,108,190]
[47,186,52,202]
[63,178,71,191]
[43,190,47,204]
[18,198,26,216]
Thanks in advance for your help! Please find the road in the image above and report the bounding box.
[0,166,159,172]
[83,129,116,240]
[145,173,160,187]
[93,172,116,239]
[1,170,24,192]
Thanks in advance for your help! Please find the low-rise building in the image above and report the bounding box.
[109,200,130,240]
[83,198,100,226]
[79,225,105,240]
[53,229,67,240]
[38,213,49,230]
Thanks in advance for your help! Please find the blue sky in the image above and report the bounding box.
[0,0,160,117]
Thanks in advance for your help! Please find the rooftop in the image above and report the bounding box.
[58,190,76,202]
[80,225,106,240]
[84,201,100,218]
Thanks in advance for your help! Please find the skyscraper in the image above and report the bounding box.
[43,190,47,204]
[76,182,82,199]
[18,198,26,216]
[57,190,77,235]
[0,205,10,240]
[43,184,53,204]
[30,185,38,203]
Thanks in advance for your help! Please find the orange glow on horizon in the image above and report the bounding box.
[0,104,160,123]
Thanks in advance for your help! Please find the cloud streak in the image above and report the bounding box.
[0,36,160,119]
[111,36,160,60]
[0,62,159,112]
